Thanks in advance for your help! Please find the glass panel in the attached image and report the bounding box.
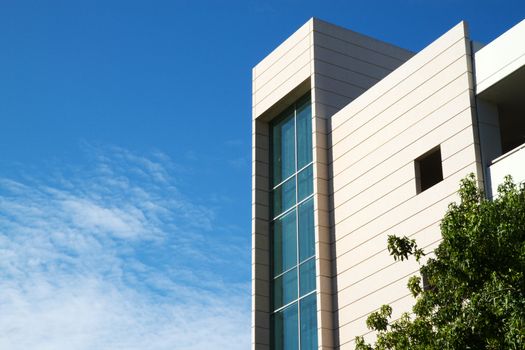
[272,303,299,350]
[273,268,298,310]
[296,96,312,170]
[273,176,296,217]
[272,111,296,186]
[297,165,313,202]
[298,198,315,262]
[300,294,318,350]
[299,258,316,296]
[272,210,297,276]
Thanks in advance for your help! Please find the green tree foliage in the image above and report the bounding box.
[355,174,525,350]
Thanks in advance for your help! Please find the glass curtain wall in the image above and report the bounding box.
[270,94,317,350]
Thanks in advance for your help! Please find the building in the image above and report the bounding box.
[251,18,525,350]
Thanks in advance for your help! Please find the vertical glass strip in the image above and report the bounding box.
[272,111,296,186]
[270,93,315,350]
[296,98,312,170]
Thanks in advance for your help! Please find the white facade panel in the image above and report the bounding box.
[475,19,525,94]
[489,144,525,196]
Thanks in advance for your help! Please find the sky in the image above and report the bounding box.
[0,1,524,349]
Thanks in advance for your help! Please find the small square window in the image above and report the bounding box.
[415,146,443,193]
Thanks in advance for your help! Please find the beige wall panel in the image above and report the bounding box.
[253,133,269,150]
[313,31,407,70]
[252,327,270,344]
[314,73,368,101]
[313,60,379,90]
[332,108,474,229]
[441,124,478,161]
[251,292,270,311]
[315,208,331,229]
[252,146,269,164]
[332,104,474,204]
[254,47,312,103]
[333,194,450,268]
[252,310,269,329]
[337,266,419,322]
[253,19,312,78]
[332,161,413,210]
[254,35,311,93]
[333,197,449,271]
[331,48,470,154]
[313,88,363,112]
[318,257,332,277]
[332,100,472,192]
[334,163,477,249]
[331,74,471,164]
[330,22,467,130]
[337,259,419,307]
[335,223,441,289]
[337,279,412,342]
[332,162,413,211]
[312,19,414,61]
[338,239,444,347]
[254,64,312,118]
[338,294,414,348]
[252,188,270,207]
[442,143,479,178]
[315,46,392,80]
[252,230,269,251]
[332,96,477,211]
[315,101,344,119]
[318,240,331,262]
[319,327,335,348]
[333,179,415,226]
[252,247,270,267]
[251,217,268,236]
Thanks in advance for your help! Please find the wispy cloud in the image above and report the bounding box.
[0,145,250,350]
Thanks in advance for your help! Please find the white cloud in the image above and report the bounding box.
[0,146,250,350]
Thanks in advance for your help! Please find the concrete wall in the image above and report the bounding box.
[328,22,483,348]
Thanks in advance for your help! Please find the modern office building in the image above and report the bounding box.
[251,18,525,350]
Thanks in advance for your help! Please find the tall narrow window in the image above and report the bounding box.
[270,93,317,350]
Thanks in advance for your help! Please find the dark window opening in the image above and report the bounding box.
[421,271,435,292]
[415,146,443,193]
[498,103,525,154]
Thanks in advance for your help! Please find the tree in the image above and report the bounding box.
[355,174,525,350]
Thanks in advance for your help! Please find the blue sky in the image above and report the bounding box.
[0,1,524,349]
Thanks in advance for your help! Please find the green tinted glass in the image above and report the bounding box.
[272,210,297,276]
[272,111,295,186]
[300,294,318,350]
[273,176,296,217]
[298,198,315,262]
[297,165,313,202]
[273,268,298,310]
[299,258,316,296]
[272,303,299,350]
[296,95,312,169]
